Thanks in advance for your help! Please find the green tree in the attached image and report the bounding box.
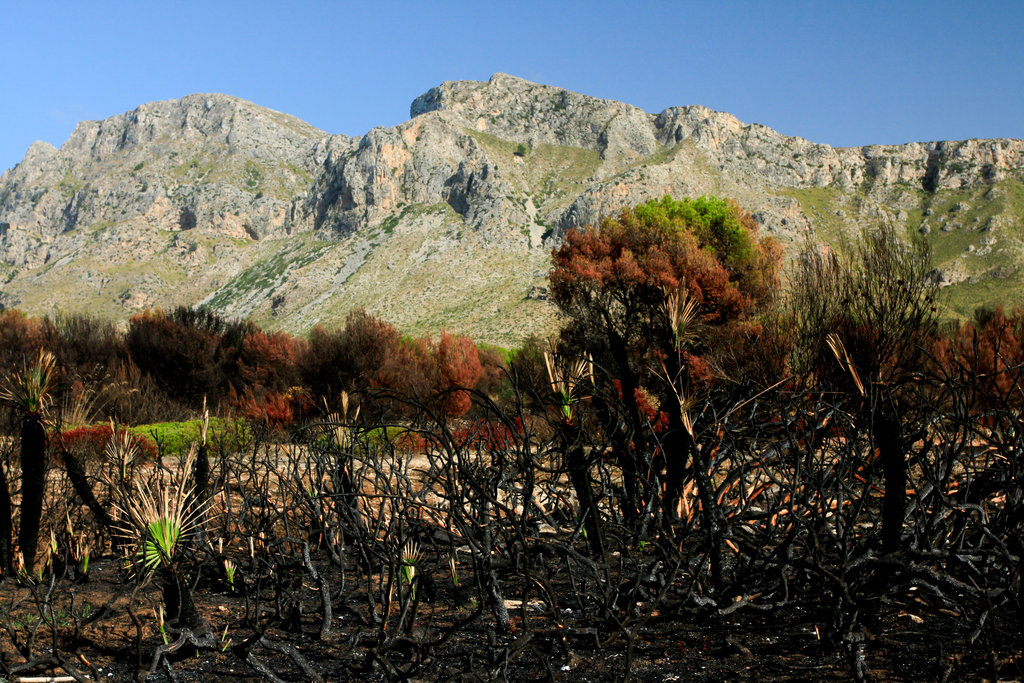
[548,195,780,546]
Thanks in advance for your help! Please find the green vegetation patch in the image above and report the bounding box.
[130,417,252,457]
[58,172,85,197]
[284,162,314,186]
[919,180,1022,265]
[243,160,263,191]
[531,142,602,180]
[170,156,217,183]
[883,176,1024,321]
[940,271,1024,320]
[477,342,513,364]
[207,238,332,309]
[167,151,310,202]
[362,425,427,451]
[640,142,678,166]
[86,220,117,234]
[376,206,412,235]
[466,128,601,209]
[777,186,848,246]
[467,129,519,157]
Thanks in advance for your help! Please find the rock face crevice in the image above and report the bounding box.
[1,74,1022,342]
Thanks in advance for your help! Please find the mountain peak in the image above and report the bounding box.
[55,93,327,167]
[2,76,1024,343]
[409,73,659,162]
[411,72,614,119]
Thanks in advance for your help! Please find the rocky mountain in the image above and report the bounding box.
[2,74,1023,345]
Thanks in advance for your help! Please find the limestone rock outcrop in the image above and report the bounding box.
[1,74,1022,344]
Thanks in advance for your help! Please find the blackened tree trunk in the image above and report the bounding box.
[662,417,723,591]
[605,332,647,528]
[659,358,689,522]
[335,452,366,540]
[656,352,723,588]
[188,441,211,540]
[18,416,47,572]
[877,412,906,555]
[656,349,694,527]
[192,441,210,511]
[560,423,605,558]
[162,566,200,629]
[688,433,723,592]
[60,446,118,539]
[0,464,13,574]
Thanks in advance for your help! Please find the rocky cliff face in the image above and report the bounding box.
[0,94,325,262]
[2,74,1023,343]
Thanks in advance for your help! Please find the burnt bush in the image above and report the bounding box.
[0,215,1021,680]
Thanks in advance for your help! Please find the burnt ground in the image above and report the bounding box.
[1,553,1020,682]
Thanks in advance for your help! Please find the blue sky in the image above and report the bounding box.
[3,0,1022,173]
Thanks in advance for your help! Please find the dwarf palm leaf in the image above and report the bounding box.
[111,441,203,572]
[400,539,422,586]
[108,436,205,627]
[143,517,184,572]
[543,340,593,423]
[400,539,423,601]
[663,283,701,351]
[0,350,56,415]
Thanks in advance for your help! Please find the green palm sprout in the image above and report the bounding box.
[78,544,91,576]
[448,554,459,587]
[400,539,422,598]
[66,515,91,576]
[109,439,205,627]
[157,605,168,645]
[142,517,184,571]
[223,558,237,592]
[108,434,201,571]
[543,341,593,423]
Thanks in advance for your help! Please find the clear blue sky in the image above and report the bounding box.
[3,0,1022,173]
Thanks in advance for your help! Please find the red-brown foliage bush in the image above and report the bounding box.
[935,305,1024,409]
[475,345,508,397]
[611,379,670,434]
[0,309,51,375]
[56,424,158,462]
[233,386,315,430]
[549,195,781,418]
[376,332,486,417]
[301,310,401,402]
[379,335,436,402]
[237,330,302,394]
[451,418,525,451]
[124,308,227,409]
[124,306,302,413]
[433,331,483,417]
[550,196,780,361]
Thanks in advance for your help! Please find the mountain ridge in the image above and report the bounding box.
[2,74,1022,344]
